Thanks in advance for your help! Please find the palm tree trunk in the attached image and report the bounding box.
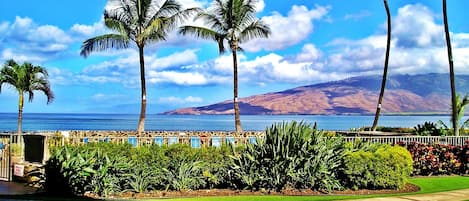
[17,93,24,144]
[443,0,459,136]
[137,45,147,136]
[372,0,392,131]
[232,50,243,133]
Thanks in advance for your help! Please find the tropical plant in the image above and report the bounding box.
[80,0,199,135]
[0,59,54,140]
[230,121,345,192]
[443,0,459,136]
[413,122,445,136]
[179,0,271,132]
[371,0,391,131]
[455,94,469,134]
[436,94,469,135]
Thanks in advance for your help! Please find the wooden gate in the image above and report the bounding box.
[0,134,11,181]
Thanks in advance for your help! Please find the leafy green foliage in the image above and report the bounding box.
[413,122,447,136]
[45,122,418,197]
[45,142,233,196]
[230,121,345,192]
[343,144,413,190]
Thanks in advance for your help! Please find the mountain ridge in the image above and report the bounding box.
[163,73,469,115]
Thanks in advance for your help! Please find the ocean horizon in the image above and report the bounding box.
[0,113,453,132]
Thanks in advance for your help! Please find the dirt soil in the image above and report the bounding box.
[90,184,420,199]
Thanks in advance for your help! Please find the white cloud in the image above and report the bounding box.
[393,4,443,48]
[158,96,203,104]
[148,49,199,70]
[148,71,227,85]
[324,3,469,76]
[0,16,74,62]
[255,0,265,12]
[71,20,106,37]
[344,10,371,21]
[243,4,330,52]
[295,43,322,62]
[1,48,46,63]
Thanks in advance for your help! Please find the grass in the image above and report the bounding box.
[409,176,469,194]
[158,176,469,201]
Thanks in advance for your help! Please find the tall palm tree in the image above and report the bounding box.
[442,0,459,136]
[0,59,54,140]
[371,0,391,131]
[80,0,198,135]
[179,0,271,133]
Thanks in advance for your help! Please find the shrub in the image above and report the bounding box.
[413,122,447,136]
[401,142,467,176]
[230,121,345,192]
[45,142,233,196]
[343,144,413,190]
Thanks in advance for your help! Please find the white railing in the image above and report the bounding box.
[44,135,469,148]
[343,136,469,146]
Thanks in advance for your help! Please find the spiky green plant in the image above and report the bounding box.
[230,121,345,192]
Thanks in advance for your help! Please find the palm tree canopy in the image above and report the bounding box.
[80,0,200,57]
[0,59,54,104]
[179,0,271,54]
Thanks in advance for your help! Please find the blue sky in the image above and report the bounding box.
[0,0,468,114]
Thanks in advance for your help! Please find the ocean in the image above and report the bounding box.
[0,113,452,132]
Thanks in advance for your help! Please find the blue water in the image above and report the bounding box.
[0,113,452,131]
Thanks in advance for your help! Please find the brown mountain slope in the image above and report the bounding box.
[163,74,466,115]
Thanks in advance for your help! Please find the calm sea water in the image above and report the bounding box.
[0,113,452,132]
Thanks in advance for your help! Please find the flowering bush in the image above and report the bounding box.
[398,141,469,176]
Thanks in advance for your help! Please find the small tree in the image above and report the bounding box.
[0,59,54,142]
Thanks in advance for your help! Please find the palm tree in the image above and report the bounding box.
[371,0,391,131]
[0,59,54,141]
[179,0,271,133]
[442,0,459,136]
[455,94,469,134]
[80,0,198,135]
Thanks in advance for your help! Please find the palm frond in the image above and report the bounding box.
[80,34,130,57]
[152,0,181,19]
[165,7,202,32]
[105,10,133,37]
[179,26,219,41]
[195,12,224,32]
[238,20,271,43]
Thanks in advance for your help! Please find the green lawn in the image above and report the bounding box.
[409,176,469,194]
[159,176,469,201]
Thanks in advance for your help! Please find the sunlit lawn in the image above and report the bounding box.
[160,176,469,201]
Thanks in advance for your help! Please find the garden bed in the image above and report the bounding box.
[84,184,420,199]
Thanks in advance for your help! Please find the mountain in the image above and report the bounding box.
[163,74,469,115]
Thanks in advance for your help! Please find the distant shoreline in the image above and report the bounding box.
[0,112,454,116]
[0,112,453,116]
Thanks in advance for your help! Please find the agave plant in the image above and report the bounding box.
[230,121,345,192]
